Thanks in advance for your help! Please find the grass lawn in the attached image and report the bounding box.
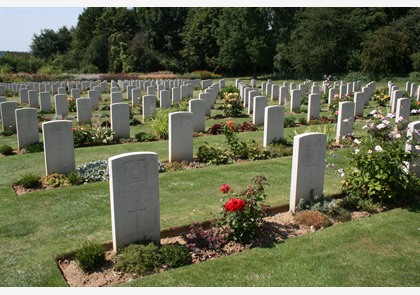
[0,79,419,287]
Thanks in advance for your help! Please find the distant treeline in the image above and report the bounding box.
[1,7,419,80]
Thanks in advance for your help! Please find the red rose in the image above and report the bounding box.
[335,111,339,115]
[220,184,230,194]
[72,127,77,132]
[224,198,245,212]
[226,120,234,125]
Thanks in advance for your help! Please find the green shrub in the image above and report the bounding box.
[135,132,157,142]
[218,84,239,99]
[25,142,43,153]
[66,171,82,185]
[220,92,245,117]
[76,160,109,184]
[284,116,296,128]
[15,173,41,189]
[339,195,383,213]
[0,131,14,136]
[150,108,170,140]
[196,143,231,165]
[74,241,106,273]
[298,117,307,125]
[41,173,70,188]
[72,125,116,147]
[114,242,161,276]
[160,243,192,268]
[0,144,14,155]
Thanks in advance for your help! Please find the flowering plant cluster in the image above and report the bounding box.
[329,93,353,119]
[372,88,390,107]
[67,96,77,112]
[341,108,420,206]
[72,124,116,147]
[217,176,269,243]
[221,92,244,117]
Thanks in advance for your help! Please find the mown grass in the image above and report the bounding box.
[0,79,419,287]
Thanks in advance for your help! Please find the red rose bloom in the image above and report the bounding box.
[224,198,245,212]
[72,127,77,132]
[226,120,234,125]
[220,184,231,194]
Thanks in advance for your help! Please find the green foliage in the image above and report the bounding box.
[0,144,14,156]
[339,195,383,213]
[15,173,41,189]
[114,242,161,276]
[284,116,297,128]
[218,85,239,99]
[217,176,269,243]
[134,132,157,142]
[41,173,70,188]
[150,108,170,140]
[360,26,412,79]
[296,195,352,223]
[72,125,116,147]
[220,92,245,117]
[409,71,420,82]
[0,131,14,136]
[159,243,192,268]
[74,241,106,273]
[24,142,43,153]
[372,87,391,107]
[341,110,420,206]
[196,143,231,165]
[66,171,82,186]
[76,160,109,184]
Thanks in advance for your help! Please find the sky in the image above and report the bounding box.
[0,0,417,52]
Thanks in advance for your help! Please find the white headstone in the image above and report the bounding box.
[263,105,284,147]
[160,90,171,108]
[111,103,130,139]
[336,101,355,142]
[15,107,39,150]
[271,84,279,101]
[290,89,301,113]
[353,92,365,118]
[39,92,51,113]
[189,99,206,132]
[279,86,288,106]
[28,90,39,108]
[169,111,193,162]
[54,94,69,119]
[132,88,141,106]
[395,97,411,124]
[76,98,93,125]
[111,91,123,104]
[253,96,267,126]
[172,87,181,105]
[109,152,160,252]
[142,95,157,120]
[19,88,29,105]
[307,93,321,121]
[42,120,75,175]
[289,132,327,212]
[406,121,420,177]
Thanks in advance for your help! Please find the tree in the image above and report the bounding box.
[360,26,412,79]
[180,7,222,72]
[277,8,358,79]
[217,7,275,77]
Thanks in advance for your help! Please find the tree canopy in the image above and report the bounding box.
[1,7,419,79]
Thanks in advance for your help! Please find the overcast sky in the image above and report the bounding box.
[0,1,416,52]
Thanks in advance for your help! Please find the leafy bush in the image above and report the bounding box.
[284,116,296,128]
[182,223,229,251]
[296,195,352,223]
[114,242,161,276]
[341,108,420,207]
[217,176,269,243]
[67,96,76,112]
[294,210,332,229]
[72,125,116,147]
[150,108,170,140]
[220,92,245,117]
[196,143,231,165]
[135,132,157,142]
[0,144,14,155]
[0,131,14,136]
[160,243,192,268]
[15,173,41,189]
[206,122,225,135]
[24,142,43,153]
[218,84,239,99]
[76,160,109,184]
[41,173,70,188]
[66,171,82,185]
[74,241,106,273]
